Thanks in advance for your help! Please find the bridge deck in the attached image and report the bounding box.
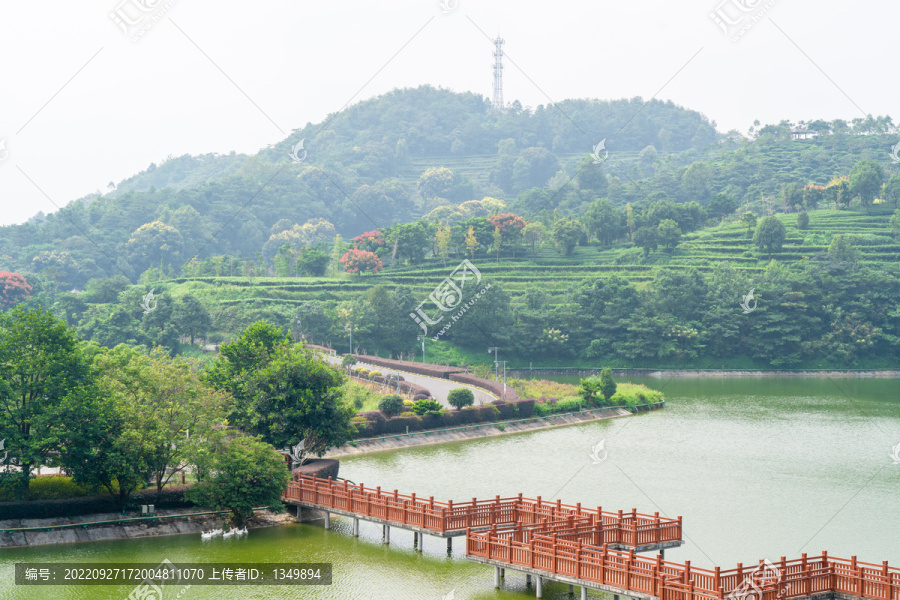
[283,474,683,550]
[467,526,899,600]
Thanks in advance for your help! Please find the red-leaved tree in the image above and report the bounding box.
[340,249,383,275]
[0,272,32,310]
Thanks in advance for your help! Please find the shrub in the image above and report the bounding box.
[368,371,382,380]
[412,393,429,402]
[412,398,443,415]
[402,400,414,408]
[399,411,416,418]
[378,394,404,418]
[600,368,617,402]
[447,387,475,410]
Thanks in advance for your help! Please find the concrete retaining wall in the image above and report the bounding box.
[509,369,900,378]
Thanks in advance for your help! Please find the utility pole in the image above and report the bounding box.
[487,347,499,380]
[497,360,508,400]
[345,323,352,356]
[417,335,426,364]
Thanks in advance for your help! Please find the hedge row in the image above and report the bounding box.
[449,373,520,401]
[352,400,535,438]
[350,371,431,397]
[0,485,195,521]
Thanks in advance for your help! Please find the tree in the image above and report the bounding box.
[633,226,659,257]
[0,307,93,500]
[625,203,635,241]
[186,434,290,528]
[754,216,787,257]
[552,218,583,255]
[173,294,212,344]
[417,167,456,202]
[828,235,860,264]
[657,219,682,252]
[0,272,32,310]
[330,234,347,275]
[578,376,602,406]
[891,210,900,239]
[411,398,442,415]
[740,212,758,237]
[244,344,353,451]
[849,160,885,213]
[447,387,474,410]
[465,226,479,258]
[585,199,622,247]
[341,354,358,370]
[92,345,227,496]
[492,226,502,262]
[340,249,383,274]
[600,367,617,401]
[885,173,900,207]
[125,221,184,275]
[681,162,712,203]
[435,226,451,265]
[297,247,331,276]
[708,193,738,221]
[512,147,560,191]
[522,222,546,258]
[797,211,810,230]
[378,394,403,417]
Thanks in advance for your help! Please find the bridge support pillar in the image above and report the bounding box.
[324,512,330,530]
[526,574,532,586]
[447,537,452,551]
[536,575,543,598]
[494,567,501,588]
[383,524,390,544]
[501,568,505,578]
[353,518,359,537]
[660,549,665,559]
[413,532,419,550]
[294,506,302,523]
[581,586,587,600]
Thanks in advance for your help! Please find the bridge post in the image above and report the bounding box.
[501,568,505,578]
[494,566,501,588]
[580,586,587,600]
[353,518,359,537]
[569,584,574,594]
[383,524,390,544]
[536,575,543,598]
[324,512,330,530]
[295,506,302,522]
[447,537,452,551]
[526,574,532,586]
[413,532,419,550]
[660,548,665,559]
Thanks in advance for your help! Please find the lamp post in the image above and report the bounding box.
[488,347,499,380]
[497,360,508,400]
[296,317,301,342]
[417,335,425,364]
[345,323,352,356]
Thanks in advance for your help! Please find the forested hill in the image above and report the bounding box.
[0,86,716,286]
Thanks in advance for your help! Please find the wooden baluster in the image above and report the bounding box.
[655,512,661,544]
[530,538,536,569]
[576,540,583,580]
[881,561,889,600]
[601,544,608,585]
[714,567,722,600]
[448,500,453,531]
[552,533,558,574]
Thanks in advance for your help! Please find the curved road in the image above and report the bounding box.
[325,356,496,409]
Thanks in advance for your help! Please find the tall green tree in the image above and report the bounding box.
[174,294,212,345]
[849,160,885,213]
[551,218,583,255]
[186,434,290,528]
[754,217,787,257]
[0,307,94,500]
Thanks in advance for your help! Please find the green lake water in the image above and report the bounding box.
[1,377,898,600]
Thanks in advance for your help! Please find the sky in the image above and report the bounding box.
[0,0,896,226]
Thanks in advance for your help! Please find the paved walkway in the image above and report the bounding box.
[325,356,495,409]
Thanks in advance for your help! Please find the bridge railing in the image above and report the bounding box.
[467,528,899,600]
[283,475,683,544]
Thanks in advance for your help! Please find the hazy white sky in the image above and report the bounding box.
[0,0,895,226]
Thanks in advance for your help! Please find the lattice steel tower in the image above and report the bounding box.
[492,36,505,110]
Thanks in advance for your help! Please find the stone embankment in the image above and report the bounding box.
[510,368,900,378]
[326,406,638,457]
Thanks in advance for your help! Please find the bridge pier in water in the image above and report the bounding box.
[324,512,330,530]
[353,518,359,537]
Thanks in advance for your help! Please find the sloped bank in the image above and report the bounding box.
[327,404,661,457]
[0,460,339,548]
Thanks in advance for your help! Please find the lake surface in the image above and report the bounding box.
[1,377,898,600]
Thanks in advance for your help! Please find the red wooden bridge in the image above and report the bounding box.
[282,475,896,600]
